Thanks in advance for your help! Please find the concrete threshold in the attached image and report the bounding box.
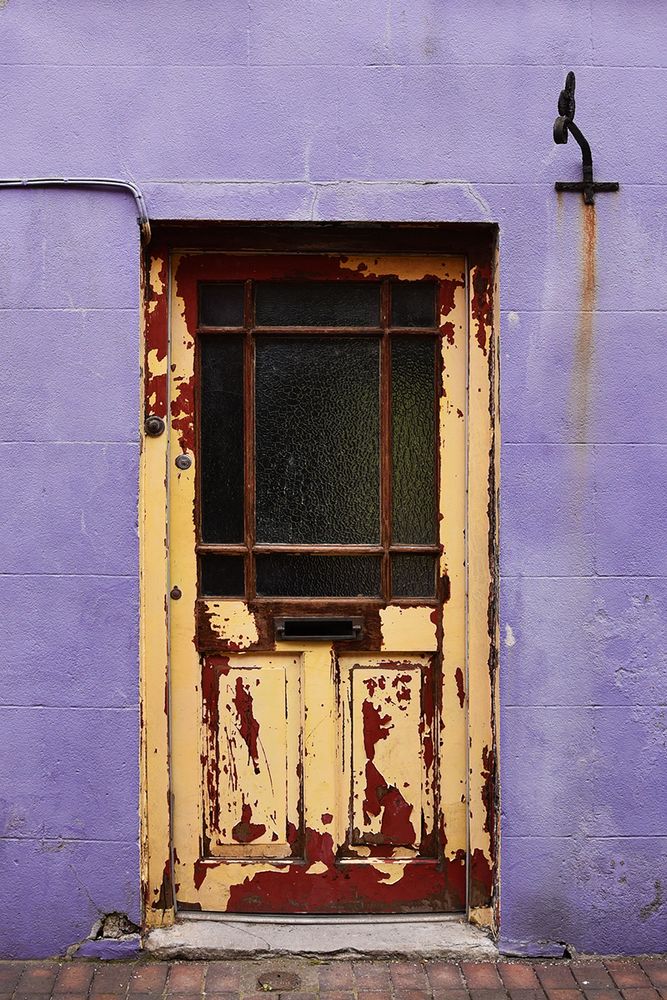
[144,912,498,960]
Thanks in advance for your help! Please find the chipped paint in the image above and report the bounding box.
[338,254,466,287]
[467,254,499,924]
[470,262,493,355]
[379,606,437,651]
[139,243,173,929]
[148,256,166,313]
[203,601,259,649]
[149,248,496,921]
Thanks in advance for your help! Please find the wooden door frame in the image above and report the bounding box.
[139,223,499,933]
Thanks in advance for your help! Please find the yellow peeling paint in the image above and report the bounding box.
[139,250,173,929]
[143,248,496,922]
[369,861,407,886]
[147,257,166,314]
[168,253,204,910]
[203,600,259,648]
[147,348,167,378]
[338,254,464,283]
[467,255,499,927]
[439,264,468,867]
[379,606,437,652]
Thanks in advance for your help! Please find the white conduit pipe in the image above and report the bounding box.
[0,176,151,243]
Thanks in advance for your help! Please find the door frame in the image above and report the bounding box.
[139,223,499,933]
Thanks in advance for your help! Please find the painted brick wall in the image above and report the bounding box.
[0,0,665,958]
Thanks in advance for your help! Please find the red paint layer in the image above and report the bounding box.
[469,846,493,907]
[170,376,195,452]
[362,699,392,760]
[144,253,168,420]
[481,744,495,839]
[225,847,466,914]
[471,264,493,354]
[232,803,267,844]
[202,657,226,832]
[438,276,464,318]
[233,676,261,775]
[455,667,465,708]
[361,700,416,845]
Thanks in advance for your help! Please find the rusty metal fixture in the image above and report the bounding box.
[257,970,301,992]
[170,586,182,600]
[274,615,364,641]
[0,176,151,242]
[553,71,620,205]
[144,414,165,437]
[175,454,192,470]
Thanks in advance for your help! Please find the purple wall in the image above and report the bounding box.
[1,0,665,958]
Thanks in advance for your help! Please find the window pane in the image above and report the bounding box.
[391,336,437,543]
[255,281,380,326]
[200,336,245,542]
[391,280,437,328]
[392,554,437,598]
[256,554,381,597]
[256,336,380,543]
[200,555,245,597]
[199,283,245,326]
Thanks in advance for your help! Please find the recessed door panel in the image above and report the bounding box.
[203,656,301,859]
[348,660,428,852]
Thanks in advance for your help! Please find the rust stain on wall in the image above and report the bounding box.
[572,203,597,438]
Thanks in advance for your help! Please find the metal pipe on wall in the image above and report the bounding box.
[0,176,151,243]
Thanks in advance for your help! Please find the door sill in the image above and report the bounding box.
[144,913,497,959]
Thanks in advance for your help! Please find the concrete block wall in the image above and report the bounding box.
[0,0,665,957]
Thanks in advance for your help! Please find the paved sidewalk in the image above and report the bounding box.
[0,957,666,1000]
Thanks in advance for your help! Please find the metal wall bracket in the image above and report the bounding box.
[553,71,619,205]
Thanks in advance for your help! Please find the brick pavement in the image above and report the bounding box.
[0,957,665,1000]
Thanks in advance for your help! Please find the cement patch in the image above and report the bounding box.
[144,914,497,960]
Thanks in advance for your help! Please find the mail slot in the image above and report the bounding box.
[274,616,364,641]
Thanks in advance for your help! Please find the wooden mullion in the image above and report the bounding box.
[197,325,246,335]
[194,320,203,548]
[380,280,392,603]
[198,543,439,554]
[250,326,383,337]
[197,544,248,555]
[253,544,382,555]
[243,279,256,600]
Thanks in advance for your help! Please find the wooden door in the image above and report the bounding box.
[169,252,469,913]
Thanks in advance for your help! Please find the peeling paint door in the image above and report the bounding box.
[168,252,469,913]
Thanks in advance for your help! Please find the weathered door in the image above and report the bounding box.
[169,252,469,913]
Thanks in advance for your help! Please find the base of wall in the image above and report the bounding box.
[498,936,568,959]
[144,914,497,960]
[75,935,142,960]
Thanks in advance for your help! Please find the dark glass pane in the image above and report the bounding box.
[200,554,245,597]
[255,281,380,326]
[255,337,380,543]
[200,336,245,542]
[392,554,437,598]
[199,283,245,326]
[391,280,437,328]
[256,554,381,597]
[391,336,437,544]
